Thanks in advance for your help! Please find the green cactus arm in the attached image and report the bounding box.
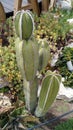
[35,71,61,117]
[14,10,34,40]
[38,48,50,71]
[23,77,38,112]
[22,12,34,40]
[38,39,50,71]
[22,39,39,81]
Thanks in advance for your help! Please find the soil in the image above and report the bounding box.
[40,99,73,130]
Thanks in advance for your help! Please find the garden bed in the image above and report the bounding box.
[0,8,73,130]
[30,99,73,130]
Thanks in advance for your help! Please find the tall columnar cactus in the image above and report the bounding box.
[14,10,61,117]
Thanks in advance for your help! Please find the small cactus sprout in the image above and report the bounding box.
[14,10,34,40]
[35,70,61,117]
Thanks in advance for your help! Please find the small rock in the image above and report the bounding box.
[0,77,9,88]
[67,18,73,24]
[0,93,11,107]
[50,53,59,67]
[67,42,73,48]
[56,0,72,10]
[57,82,73,101]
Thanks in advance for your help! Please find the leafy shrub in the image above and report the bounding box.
[34,9,73,53]
[0,16,15,46]
[56,47,73,88]
[0,37,23,99]
[55,118,73,130]
[0,17,14,37]
[0,106,38,129]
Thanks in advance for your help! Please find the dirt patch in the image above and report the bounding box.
[49,99,73,118]
[40,99,73,130]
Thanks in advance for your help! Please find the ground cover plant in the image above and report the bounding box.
[0,37,23,101]
[0,17,14,46]
[34,9,73,54]
[56,47,73,88]
[55,118,73,130]
[0,106,40,129]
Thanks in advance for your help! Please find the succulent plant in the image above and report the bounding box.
[22,39,39,81]
[38,39,50,71]
[14,10,61,117]
[23,77,38,112]
[35,70,61,117]
[0,37,23,98]
[14,10,34,40]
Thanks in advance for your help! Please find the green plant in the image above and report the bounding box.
[62,47,72,61]
[56,47,73,88]
[0,17,14,46]
[14,10,61,117]
[0,106,32,130]
[55,118,73,130]
[0,37,23,100]
[0,105,40,129]
[14,10,33,40]
[34,9,73,54]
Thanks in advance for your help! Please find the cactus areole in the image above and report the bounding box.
[14,10,34,40]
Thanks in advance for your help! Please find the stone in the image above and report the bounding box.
[67,18,73,24]
[0,77,9,88]
[49,0,72,10]
[67,42,73,48]
[57,82,73,102]
[56,0,72,10]
[0,93,11,107]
